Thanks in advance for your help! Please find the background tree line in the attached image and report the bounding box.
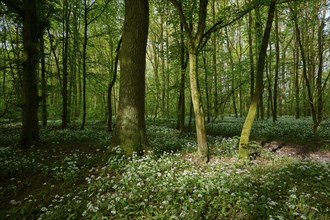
[0,0,329,158]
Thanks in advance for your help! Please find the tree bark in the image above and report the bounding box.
[112,0,149,156]
[189,50,208,160]
[21,0,40,148]
[239,0,276,160]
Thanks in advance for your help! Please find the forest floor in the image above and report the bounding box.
[261,141,330,161]
[0,118,330,219]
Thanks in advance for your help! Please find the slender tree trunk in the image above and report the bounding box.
[40,33,47,127]
[107,37,121,132]
[62,0,70,129]
[294,31,300,119]
[248,1,254,103]
[316,0,326,130]
[21,0,40,148]
[273,7,279,122]
[239,0,276,160]
[290,3,317,133]
[202,51,211,122]
[212,0,218,119]
[81,0,88,130]
[266,52,273,119]
[177,21,186,132]
[112,0,149,156]
[160,14,166,117]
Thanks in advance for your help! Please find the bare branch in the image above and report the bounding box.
[88,0,112,25]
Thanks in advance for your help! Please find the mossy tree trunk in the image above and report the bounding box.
[188,48,208,160]
[112,0,149,156]
[239,0,276,160]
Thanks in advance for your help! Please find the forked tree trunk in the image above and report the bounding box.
[111,0,149,156]
[170,0,209,162]
[239,0,276,160]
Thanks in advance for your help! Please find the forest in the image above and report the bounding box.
[0,0,330,219]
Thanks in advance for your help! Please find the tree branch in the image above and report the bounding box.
[0,0,23,16]
[195,0,207,45]
[88,0,112,25]
[169,0,192,37]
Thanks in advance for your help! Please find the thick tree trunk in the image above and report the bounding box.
[239,0,276,160]
[112,0,149,156]
[21,0,40,148]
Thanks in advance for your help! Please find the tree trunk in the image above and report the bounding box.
[112,0,149,156]
[273,7,279,122]
[81,0,88,130]
[202,52,211,122]
[239,0,276,160]
[290,3,317,133]
[40,33,47,127]
[294,28,300,119]
[62,0,70,129]
[212,0,218,119]
[170,0,209,162]
[248,1,254,103]
[189,49,208,160]
[177,21,186,132]
[316,0,326,131]
[21,0,40,148]
[107,37,121,132]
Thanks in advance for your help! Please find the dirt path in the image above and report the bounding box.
[262,141,330,162]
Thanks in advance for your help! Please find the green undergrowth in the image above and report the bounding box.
[206,116,330,144]
[0,122,329,219]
